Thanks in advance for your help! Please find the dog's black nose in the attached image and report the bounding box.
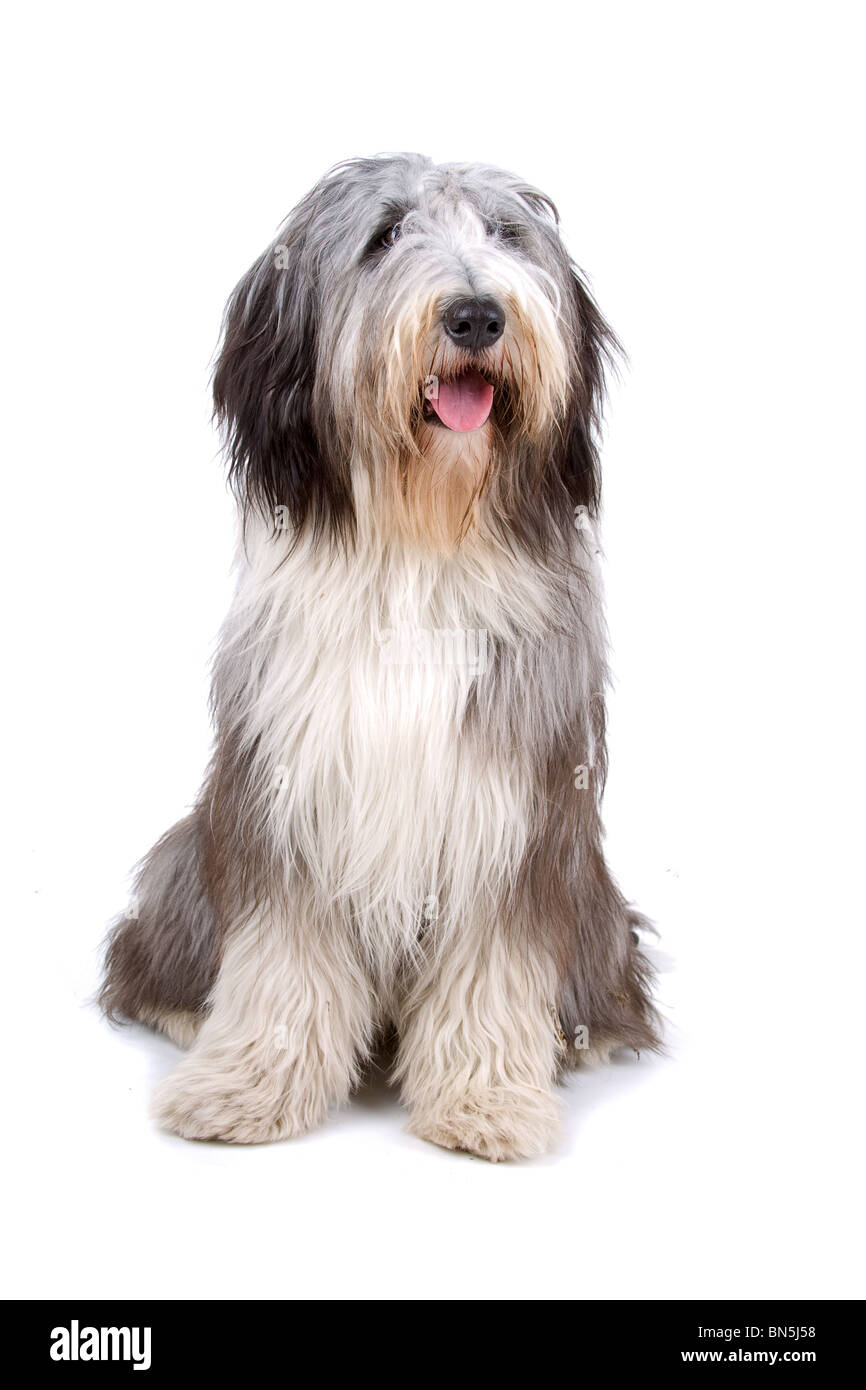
[443,297,505,352]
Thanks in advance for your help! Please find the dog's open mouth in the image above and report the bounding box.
[425,368,494,432]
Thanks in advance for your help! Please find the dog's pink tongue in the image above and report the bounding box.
[430,370,494,431]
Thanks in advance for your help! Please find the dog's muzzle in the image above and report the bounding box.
[426,296,505,433]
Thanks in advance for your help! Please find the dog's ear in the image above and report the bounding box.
[213,225,353,540]
[555,266,621,517]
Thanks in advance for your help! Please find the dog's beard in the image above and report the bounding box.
[395,356,565,549]
[398,412,494,548]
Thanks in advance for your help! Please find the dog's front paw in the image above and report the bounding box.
[410,1085,562,1162]
[151,1059,300,1144]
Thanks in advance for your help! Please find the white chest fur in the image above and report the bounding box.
[217,523,579,967]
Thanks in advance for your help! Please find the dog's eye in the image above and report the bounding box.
[361,218,407,264]
[487,219,523,244]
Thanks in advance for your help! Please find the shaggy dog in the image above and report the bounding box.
[100,154,660,1160]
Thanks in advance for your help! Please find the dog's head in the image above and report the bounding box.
[214,154,618,549]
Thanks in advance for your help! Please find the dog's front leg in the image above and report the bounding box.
[151,903,373,1143]
[396,925,564,1161]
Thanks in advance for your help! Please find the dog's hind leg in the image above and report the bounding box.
[395,923,565,1162]
[99,811,219,1046]
[150,892,376,1144]
[555,852,662,1067]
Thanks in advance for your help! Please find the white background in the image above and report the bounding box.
[2,0,864,1301]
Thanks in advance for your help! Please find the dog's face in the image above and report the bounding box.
[214,154,616,549]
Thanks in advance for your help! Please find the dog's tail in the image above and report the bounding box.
[98,811,220,1038]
